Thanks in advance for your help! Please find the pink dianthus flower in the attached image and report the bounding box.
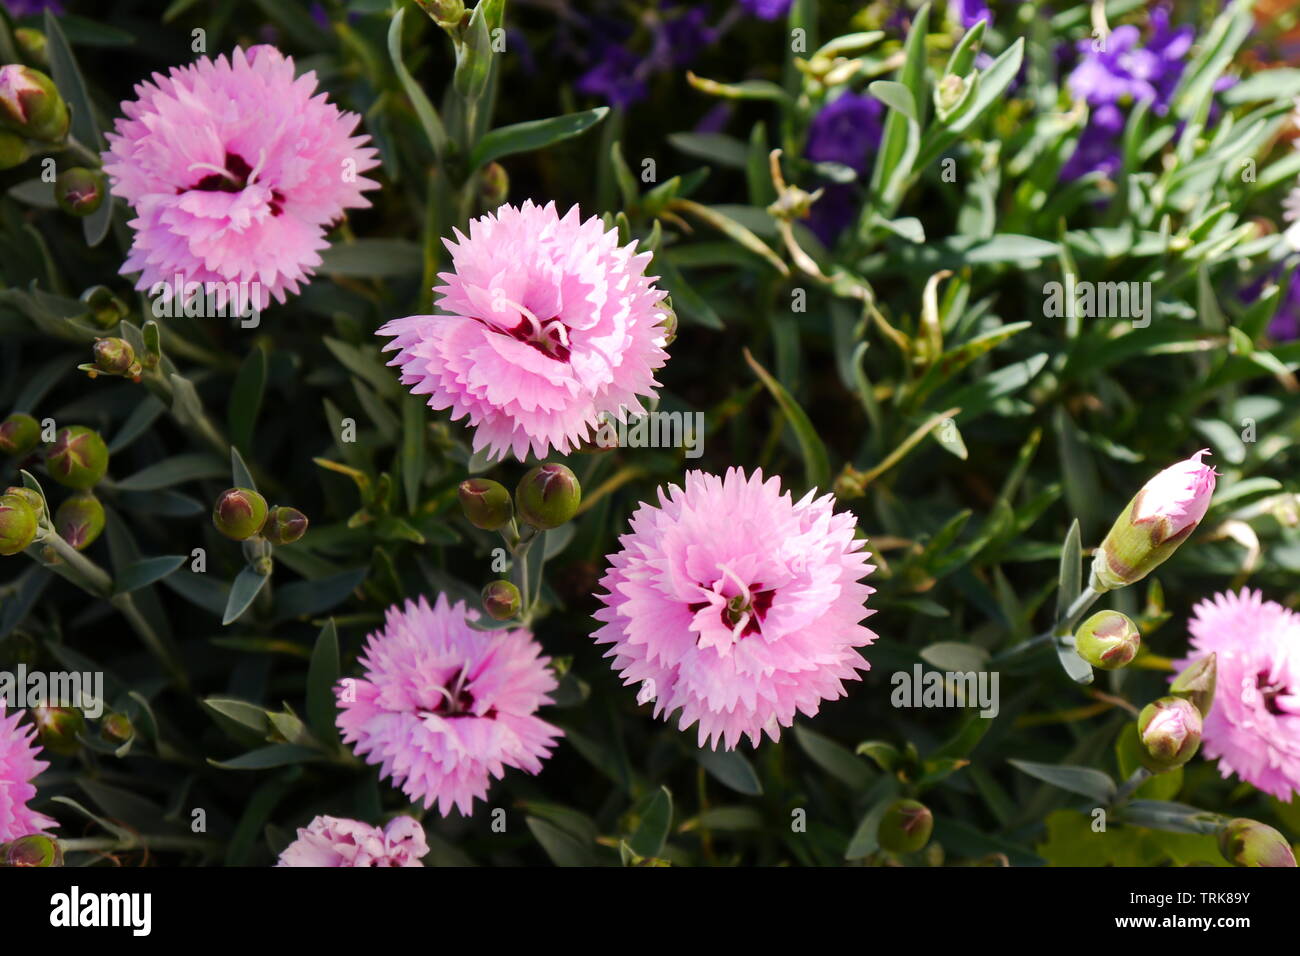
[593,467,877,750]
[276,815,427,867]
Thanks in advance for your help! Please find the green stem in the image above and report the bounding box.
[1111,767,1151,806]
[27,530,190,691]
[59,834,220,855]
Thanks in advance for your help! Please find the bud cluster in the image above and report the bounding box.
[212,488,309,546]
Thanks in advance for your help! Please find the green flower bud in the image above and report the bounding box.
[1073,610,1141,670]
[0,129,29,170]
[54,167,106,217]
[55,493,105,551]
[263,505,309,545]
[46,426,109,490]
[212,487,268,540]
[1171,653,1217,719]
[1137,696,1202,772]
[33,704,84,756]
[482,579,522,620]
[80,286,129,330]
[877,799,934,854]
[478,161,509,209]
[657,303,678,347]
[515,463,581,530]
[101,712,134,745]
[0,412,40,456]
[0,65,69,142]
[458,478,513,530]
[15,28,48,66]
[415,0,466,29]
[0,493,39,556]
[4,486,44,516]
[1,834,62,867]
[92,337,135,376]
[934,73,967,115]
[1218,818,1297,868]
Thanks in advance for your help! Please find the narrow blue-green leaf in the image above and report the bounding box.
[222,566,268,626]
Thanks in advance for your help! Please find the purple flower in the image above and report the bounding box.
[950,0,992,28]
[6,0,62,15]
[741,0,794,20]
[1063,7,1194,181]
[661,5,717,67]
[1241,268,1300,342]
[576,44,649,108]
[802,92,884,245]
[805,91,884,175]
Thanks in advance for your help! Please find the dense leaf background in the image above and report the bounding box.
[2,0,1300,866]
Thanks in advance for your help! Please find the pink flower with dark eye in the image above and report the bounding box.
[335,595,561,817]
[0,703,56,843]
[1174,589,1300,801]
[102,45,379,313]
[378,201,670,462]
[275,815,427,867]
[592,468,877,750]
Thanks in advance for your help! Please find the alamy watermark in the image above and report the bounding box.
[0,665,104,717]
[1043,277,1152,328]
[593,407,705,458]
[890,664,1000,718]
[149,273,262,328]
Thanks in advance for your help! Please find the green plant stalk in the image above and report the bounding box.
[25,529,190,690]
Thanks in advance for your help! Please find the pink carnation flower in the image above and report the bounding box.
[378,201,670,462]
[0,703,56,843]
[1175,589,1300,800]
[336,594,562,816]
[102,45,379,312]
[592,467,877,750]
[1132,448,1217,537]
[276,815,427,867]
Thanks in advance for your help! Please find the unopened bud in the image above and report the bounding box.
[212,487,269,540]
[101,712,134,745]
[515,463,581,530]
[0,64,69,142]
[46,426,109,490]
[657,304,677,347]
[0,492,39,556]
[1,834,62,867]
[55,167,106,217]
[15,28,48,66]
[1171,653,1217,718]
[32,704,84,756]
[482,579,522,620]
[0,129,29,170]
[415,0,466,29]
[55,493,105,551]
[458,478,513,530]
[1090,451,1217,593]
[877,799,933,853]
[92,337,135,376]
[0,412,40,456]
[1137,696,1202,772]
[935,73,967,115]
[263,505,309,545]
[478,162,508,208]
[1073,610,1140,670]
[4,486,44,515]
[1218,818,1297,868]
[81,286,129,330]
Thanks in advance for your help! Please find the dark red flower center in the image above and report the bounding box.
[476,313,571,362]
[689,583,776,639]
[186,150,285,216]
[1256,670,1290,716]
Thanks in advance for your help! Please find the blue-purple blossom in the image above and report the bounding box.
[741,0,794,20]
[576,44,649,108]
[803,92,885,245]
[805,91,885,175]
[7,0,62,14]
[1063,8,1194,180]
[950,0,992,28]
